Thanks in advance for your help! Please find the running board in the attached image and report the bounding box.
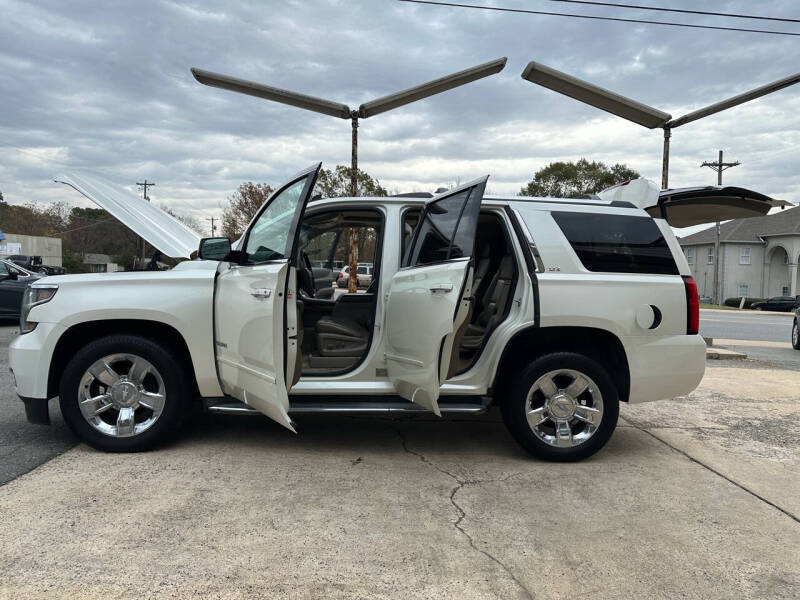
[204,398,489,415]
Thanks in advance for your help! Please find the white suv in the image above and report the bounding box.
[8,166,776,461]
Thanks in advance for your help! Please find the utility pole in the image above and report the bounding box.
[136,180,155,267]
[206,216,218,237]
[701,151,740,305]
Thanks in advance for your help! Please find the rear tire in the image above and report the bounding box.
[792,319,800,350]
[59,334,191,452]
[501,352,619,462]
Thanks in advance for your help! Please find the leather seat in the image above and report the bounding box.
[461,256,514,351]
[471,243,493,313]
[316,316,370,357]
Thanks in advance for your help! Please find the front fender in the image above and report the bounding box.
[24,267,222,398]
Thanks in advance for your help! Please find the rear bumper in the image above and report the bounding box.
[625,334,706,403]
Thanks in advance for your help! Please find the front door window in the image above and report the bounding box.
[243,179,307,264]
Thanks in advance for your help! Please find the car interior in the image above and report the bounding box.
[402,209,518,377]
[294,209,382,376]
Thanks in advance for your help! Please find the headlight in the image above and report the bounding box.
[20,284,58,334]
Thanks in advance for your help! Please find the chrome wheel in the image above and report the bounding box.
[77,353,166,438]
[793,321,799,347]
[525,368,604,448]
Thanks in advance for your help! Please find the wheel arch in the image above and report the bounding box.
[491,326,630,403]
[47,319,199,400]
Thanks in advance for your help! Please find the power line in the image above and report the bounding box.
[397,1,800,36]
[55,217,118,235]
[546,1,800,24]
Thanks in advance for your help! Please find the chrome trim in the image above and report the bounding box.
[206,400,488,415]
[216,357,277,383]
[384,353,425,367]
[511,208,545,272]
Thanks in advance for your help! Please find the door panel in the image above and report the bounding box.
[385,176,488,415]
[214,163,321,430]
[385,260,472,415]
[215,261,295,430]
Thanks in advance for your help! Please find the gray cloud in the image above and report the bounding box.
[1,0,798,234]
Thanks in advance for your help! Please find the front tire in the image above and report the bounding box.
[501,352,619,462]
[792,319,800,350]
[59,334,191,452]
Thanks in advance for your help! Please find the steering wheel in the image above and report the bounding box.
[297,251,317,298]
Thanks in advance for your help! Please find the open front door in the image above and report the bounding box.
[384,176,488,415]
[214,163,321,431]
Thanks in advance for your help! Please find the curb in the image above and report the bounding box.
[706,348,747,360]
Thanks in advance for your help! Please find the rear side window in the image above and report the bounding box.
[552,212,679,275]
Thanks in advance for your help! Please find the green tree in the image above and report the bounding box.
[519,159,640,199]
[315,165,388,198]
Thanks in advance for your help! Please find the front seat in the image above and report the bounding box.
[315,316,370,357]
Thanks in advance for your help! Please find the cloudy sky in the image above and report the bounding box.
[1,0,798,235]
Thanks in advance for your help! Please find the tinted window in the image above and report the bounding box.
[406,187,480,267]
[552,212,679,275]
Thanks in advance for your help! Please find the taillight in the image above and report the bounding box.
[683,276,699,335]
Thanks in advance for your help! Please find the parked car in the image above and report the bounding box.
[0,258,40,319]
[10,169,777,461]
[7,255,65,276]
[750,296,800,312]
[336,264,373,288]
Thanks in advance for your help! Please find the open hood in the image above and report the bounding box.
[56,172,201,259]
[597,178,779,228]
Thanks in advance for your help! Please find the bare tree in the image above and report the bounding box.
[221,182,274,239]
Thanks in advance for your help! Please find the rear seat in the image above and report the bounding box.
[461,256,514,351]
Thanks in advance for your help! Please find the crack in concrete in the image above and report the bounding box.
[621,419,800,525]
[395,427,535,600]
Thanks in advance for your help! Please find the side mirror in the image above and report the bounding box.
[198,237,232,261]
[8,270,18,280]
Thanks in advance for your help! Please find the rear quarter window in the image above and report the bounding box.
[552,211,679,275]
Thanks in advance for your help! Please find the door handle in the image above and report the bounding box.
[251,288,272,300]
[430,284,453,294]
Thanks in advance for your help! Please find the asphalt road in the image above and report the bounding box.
[700,308,793,343]
[0,323,76,486]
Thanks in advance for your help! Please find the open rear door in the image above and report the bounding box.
[214,163,321,431]
[384,176,488,415]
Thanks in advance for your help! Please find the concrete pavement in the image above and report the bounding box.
[0,363,798,599]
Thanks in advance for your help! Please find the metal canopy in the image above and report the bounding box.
[521,60,800,189]
[669,71,800,128]
[359,57,507,118]
[192,58,506,121]
[520,61,671,129]
[190,68,351,119]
